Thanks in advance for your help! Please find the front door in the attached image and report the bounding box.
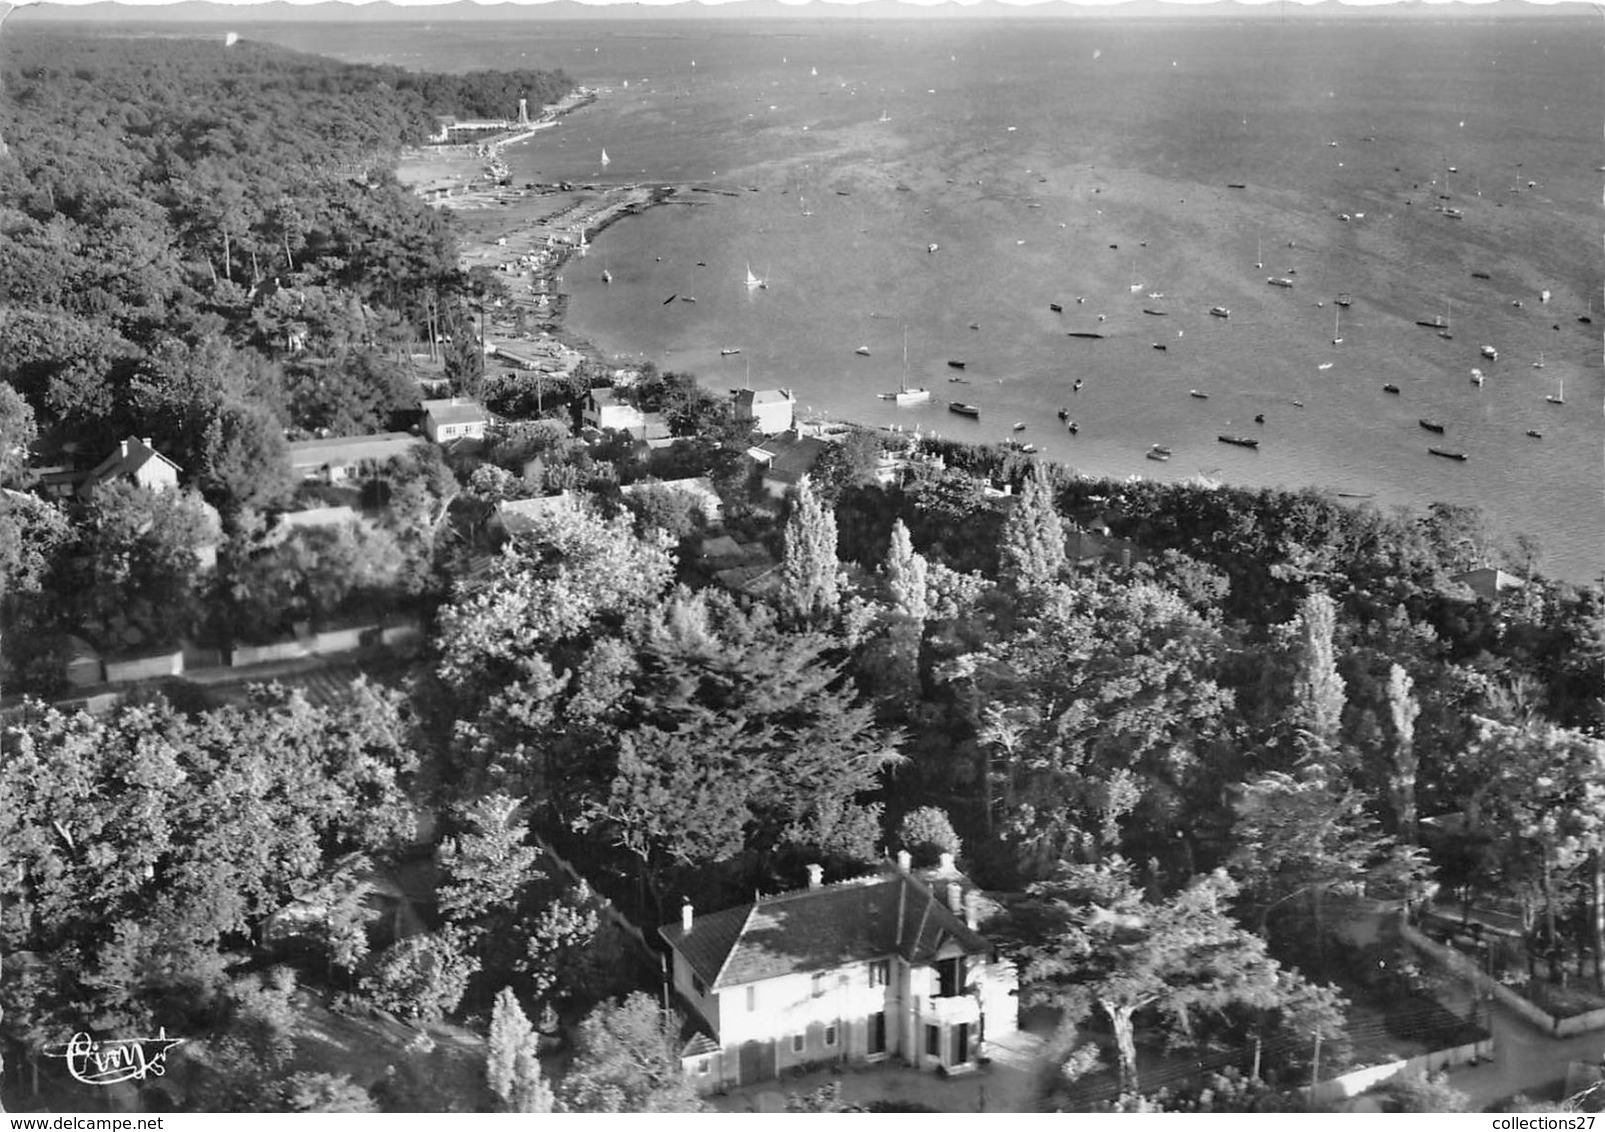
[868,1010,887,1055]
[739,1039,776,1084]
[951,1022,970,1066]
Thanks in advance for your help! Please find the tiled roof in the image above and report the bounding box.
[87,437,180,485]
[660,871,990,991]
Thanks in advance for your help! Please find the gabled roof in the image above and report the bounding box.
[421,398,488,427]
[660,870,991,991]
[1452,566,1526,601]
[762,434,831,482]
[86,437,180,487]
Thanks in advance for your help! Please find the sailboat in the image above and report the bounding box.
[881,328,930,405]
[576,226,589,255]
[1254,237,1263,270]
[744,263,767,290]
[879,109,891,123]
[1546,379,1564,404]
[601,265,612,284]
[600,148,610,169]
[1332,306,1343,346]
[1533,351,1544,369]
[811,66,818,77]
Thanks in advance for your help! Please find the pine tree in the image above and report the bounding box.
[486,987,553,1113]
[998,462,1066,592]
[777,476,841,626]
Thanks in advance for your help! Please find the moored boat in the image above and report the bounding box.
[1480,345,1498,360]
[1189,389,1209,399]
[1526,429,1543,439]
[1146,449,1171,462]
[948,402,980,418]
[1218,435,1259,449]
[947,360,967,370]
[855,346,871,356]
[1428,447,1467,461]
[1050,303,1063,313]
[1267,277,1294,288]
[1383,383,1401,393]
[1210,306,1231,319]
[1067,331,1106,340]
[1419,419,1445,433]
[721,348,741,356]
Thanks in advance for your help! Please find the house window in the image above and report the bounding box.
[937,956,966,998]
[746,985,757,1012]
[811,972,826,998]
[691,974,707,997]
[824,1024,838,1048]
[869,959,890,988]
[925,1024,941,1058]
[696,1058,711,1076]
[792,1033,805,1054]
[868,1011,887,1056]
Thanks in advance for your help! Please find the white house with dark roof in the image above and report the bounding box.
[80,437,180,498]
[659,854,1018,1092]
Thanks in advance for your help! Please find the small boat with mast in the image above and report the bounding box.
[881,329,931,406]
[1546,379,1565,404]
[745,263,767,290]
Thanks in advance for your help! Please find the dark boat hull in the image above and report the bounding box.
[1428,447,1467,461]
[1419,420,1445,433]
[1218,435,1259,449]
[948,403,980,418]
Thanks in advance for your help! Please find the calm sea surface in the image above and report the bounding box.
[239,16,1602,583]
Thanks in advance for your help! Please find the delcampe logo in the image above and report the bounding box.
[44,1029,184,1086]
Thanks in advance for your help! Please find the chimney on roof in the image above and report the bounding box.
[964,890,979,931]
[938,851,955,874]
[947,882,963,916]
[895,850,912,873]
[120,439,130,458]
[681,900,693,934]
[806,863,824,889]
[141,438,152,449]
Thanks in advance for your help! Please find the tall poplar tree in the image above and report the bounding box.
[1384,664,1421,842]
[1289,591,1346,761]
[884,518,929,624]
[486,987,553,1113]
[998,462,1066,592]
[777,475,841,626]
